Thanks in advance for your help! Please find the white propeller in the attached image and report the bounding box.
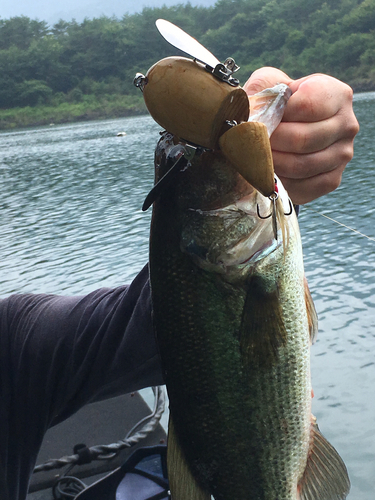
[155,19,220,69]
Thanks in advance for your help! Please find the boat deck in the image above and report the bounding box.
[27,392,167,499]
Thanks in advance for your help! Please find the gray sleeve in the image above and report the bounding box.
[0,264,163,500]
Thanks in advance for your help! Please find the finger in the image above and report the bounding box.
[283,75,354,123]
[273,138,354,181]
[243,67,292,95]
[279,162,346,205]
[270,120,344,155]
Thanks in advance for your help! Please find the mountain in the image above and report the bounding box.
[1,0,217,25]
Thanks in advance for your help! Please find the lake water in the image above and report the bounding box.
[0,95,374,499]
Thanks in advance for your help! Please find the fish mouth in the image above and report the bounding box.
[238,235,279,266]
[181,175,294,277]
[181,190,284,276]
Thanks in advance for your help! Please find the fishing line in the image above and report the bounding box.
[303,206,375,242]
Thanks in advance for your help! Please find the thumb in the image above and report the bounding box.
[243,67,293,96]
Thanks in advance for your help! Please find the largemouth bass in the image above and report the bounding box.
[148,90,350,500]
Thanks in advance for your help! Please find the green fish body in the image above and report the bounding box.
[149,131,350,500]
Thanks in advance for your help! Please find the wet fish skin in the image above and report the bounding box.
[149,132,350,500]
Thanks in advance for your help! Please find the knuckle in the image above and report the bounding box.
[345,85,355,102]
[325,172,342,193]
[339,142,354,164]
[348,117,360,137]
[342,82,354,101]
[338,85,360,138]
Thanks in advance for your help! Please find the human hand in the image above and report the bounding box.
[243,67,359,205]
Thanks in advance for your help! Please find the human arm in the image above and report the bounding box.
[243,67,360,205]
[0,264,163,500]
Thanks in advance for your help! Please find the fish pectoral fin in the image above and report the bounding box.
[304,277,318,345]
[167,416,211,500]
[240,275,287,367]
[298,416,350,500]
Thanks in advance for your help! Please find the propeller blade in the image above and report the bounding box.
[156,19,220,69]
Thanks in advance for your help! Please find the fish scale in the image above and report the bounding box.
[152,252,261,497]
[239,251,311,498]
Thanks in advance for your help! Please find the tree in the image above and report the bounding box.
[15,80,53,106]
[0,16,49,50]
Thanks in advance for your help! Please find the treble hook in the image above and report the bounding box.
[256,194,293,240]
[283,198,293,216]
[256,196,293,219]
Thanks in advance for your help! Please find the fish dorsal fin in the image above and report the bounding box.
[304,277,318,345]
[167,416,211,500]
[298,416,350,500]
[240,275,287,368]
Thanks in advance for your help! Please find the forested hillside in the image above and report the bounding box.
[0,0,374,126]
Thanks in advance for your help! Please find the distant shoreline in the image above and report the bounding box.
[0,96,147,131]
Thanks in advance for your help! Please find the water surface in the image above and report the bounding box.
[299,92,375,498]
[0,116,158,294]
[0,98,374,498]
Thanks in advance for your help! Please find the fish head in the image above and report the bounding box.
[153,131,296,281]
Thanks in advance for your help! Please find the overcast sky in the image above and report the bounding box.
[1,0,217,25]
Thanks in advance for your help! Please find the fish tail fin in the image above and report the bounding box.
[167,416,211,500]
[276,196,289,257]
[298,415,350,500]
